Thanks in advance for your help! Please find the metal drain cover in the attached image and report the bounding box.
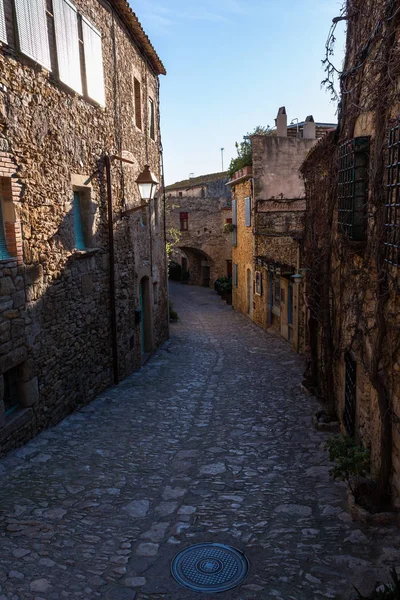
[171,543,249,593]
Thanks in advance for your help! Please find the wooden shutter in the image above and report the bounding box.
[82,16,105,106]
[53,0,82,94]
[0,0,7,44]
[232,199,237,225]
[14,0,51,70]
[245,197,251,226]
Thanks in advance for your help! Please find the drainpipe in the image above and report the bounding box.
[105,155,119,385]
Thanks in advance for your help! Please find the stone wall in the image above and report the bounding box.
[0,0,168,456]
[166,174,232,286]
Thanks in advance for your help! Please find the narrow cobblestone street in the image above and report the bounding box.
[0,283,399,600]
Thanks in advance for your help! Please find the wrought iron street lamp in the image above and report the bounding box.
[136,165,159,201]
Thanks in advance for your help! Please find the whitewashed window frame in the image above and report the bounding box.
[81,15,105,106]
[0,0,7,44]
[53,0,82,94]
[14,0,51,70]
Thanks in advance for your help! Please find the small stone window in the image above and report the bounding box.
[149,97,155,140]
[134,77,142,130]
[180,212,188,231]
[73,188,92,250]
[0,177,17,260]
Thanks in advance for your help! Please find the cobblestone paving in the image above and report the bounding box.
[1,282,400,600]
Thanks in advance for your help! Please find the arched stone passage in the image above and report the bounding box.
[178,246,214,287]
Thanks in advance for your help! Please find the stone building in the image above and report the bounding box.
[166,173,232,286]
[301,0,400,507]
[0,0,168,456]
[230,108,334,352]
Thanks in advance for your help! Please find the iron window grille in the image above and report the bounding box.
[338,137,370,241]
[385,124,400,267]
[343,352,357,436]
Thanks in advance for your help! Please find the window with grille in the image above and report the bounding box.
[338,137,370,241]
[343,352,357,436]
[385,124,400,266]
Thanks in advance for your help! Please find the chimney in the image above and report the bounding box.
[303,115,316,139]
[276,106,287,137]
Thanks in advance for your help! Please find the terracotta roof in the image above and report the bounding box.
[166,172,228,191]
[110,0,166,75]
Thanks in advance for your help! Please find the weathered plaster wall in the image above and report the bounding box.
[0,0,168,456]
[252,136,317,201]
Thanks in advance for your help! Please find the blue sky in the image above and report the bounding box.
[130,0,346,184]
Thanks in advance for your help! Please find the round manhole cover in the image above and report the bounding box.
[171,543,249,592]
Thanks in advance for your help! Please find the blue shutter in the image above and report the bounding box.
[0,202,11,260]
[245,197,251,226]
[73,192,86,250]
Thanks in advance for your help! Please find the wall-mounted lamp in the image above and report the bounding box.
[291,273,304,285]
[136,165,159,201]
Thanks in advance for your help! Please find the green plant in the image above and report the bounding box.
[218,277,232,292]
[169,300,178,321]
[353,568,400,599]
[223,222,235,234]
[227,125,273,179]
[166,227,181,264]
[326,434,370,492]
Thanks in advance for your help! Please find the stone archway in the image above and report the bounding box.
[178,246,215,287]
